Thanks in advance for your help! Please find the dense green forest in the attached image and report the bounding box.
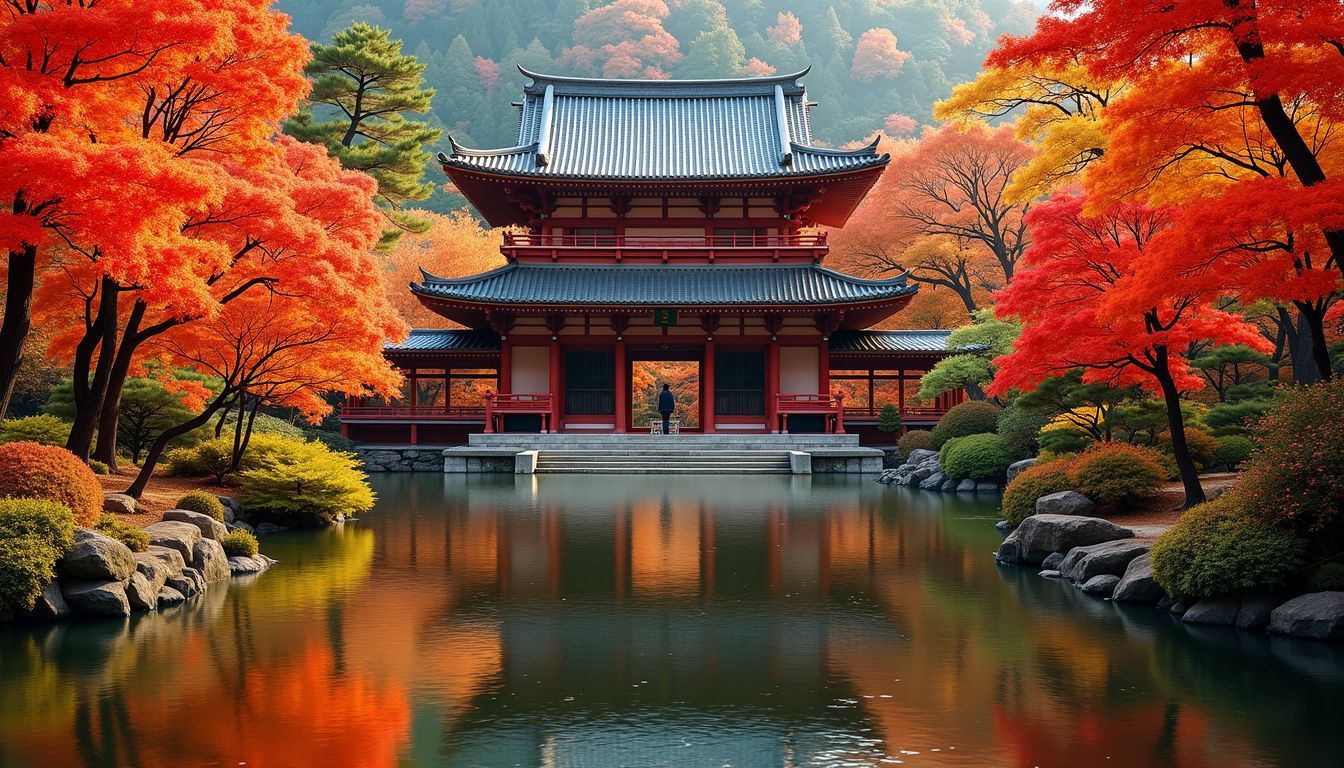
[276,0,1038,212]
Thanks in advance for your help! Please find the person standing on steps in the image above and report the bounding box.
[657,383,675,436]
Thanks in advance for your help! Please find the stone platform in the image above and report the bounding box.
[358,434,883,474]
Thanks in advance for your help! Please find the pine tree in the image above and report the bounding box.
[877,403,902,434]
[284,23,442,246]
[680,26,746,78]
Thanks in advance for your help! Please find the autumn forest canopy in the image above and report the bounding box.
[1,0,1342,524]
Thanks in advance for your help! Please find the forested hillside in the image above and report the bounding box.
[276,0,1037,211]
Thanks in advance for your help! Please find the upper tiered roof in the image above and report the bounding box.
[443,67,887,181]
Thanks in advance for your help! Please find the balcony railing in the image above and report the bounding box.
[501,232,829,262]
[484,392,555,434]
[842,405,951,421]
[341,405,486,420]
[776,392,847,434]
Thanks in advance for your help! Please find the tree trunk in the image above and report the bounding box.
[1295,300,1333,382]
[92,301,147,470]
[125,392,234,498]
[1152,347,1205,508]
[0,244,38,420]
[66,277,121,460]
[1291,308,1323,385]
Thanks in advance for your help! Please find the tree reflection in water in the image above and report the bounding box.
[2,474,1343,767]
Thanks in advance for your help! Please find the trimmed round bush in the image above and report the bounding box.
[0,535,62,611]
[88,459,110,475]
[0,498,76,553]
[222,529,260,558]
[1212,435,1255,470]
[929,401,1001,449]
[897,429,934,459]
[1308,562,1344,592]
[997,403,1052,460]
[1037,427,1094,455]
[94,513,148,552]
[940,433,1014,482]
[240,436,374,524]
[1151,495,1306,599]
[1000,462,1076,525]
[1067,442,1166,507]
[0,442,102,527]
[1237,380,1344,536]
[177,490,226,522]
[0,414,71,446]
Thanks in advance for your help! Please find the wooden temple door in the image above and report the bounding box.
[564,349,616,428]
[714,349,766,423]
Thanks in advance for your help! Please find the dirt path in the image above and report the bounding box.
[98,470,235,526]
[1100,472,1238,539]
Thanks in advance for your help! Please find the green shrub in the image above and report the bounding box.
[1205,398,1274,437]
[1000,462,1076,525]
[94,513,148,552]
[221,529,260,558]
[1212,435,1255,470]
[877,403,902,434]
[929,401,1001,449]
[1307,562,1344,592]
[1237,380,1344,536]
[997,402,1052,460]
[1067,442,1166,507]
[240,436,374,524]
[0,414,71,446]
[1156,427,1219,471]
[177,490,226,522]
[1037,427,1094,455]
[897,429,934,459]
[0,442,103,527]
[0,535,62,611]
[305,428,357,453]
[940,433,1014,482]
[87,459,110,475]
[1151,496,1306,599]
[0,498,76,553]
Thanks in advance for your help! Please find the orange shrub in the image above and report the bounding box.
[0,442,102,527]
[1067,442,1166,507]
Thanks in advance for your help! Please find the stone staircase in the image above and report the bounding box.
[532,449,796,474]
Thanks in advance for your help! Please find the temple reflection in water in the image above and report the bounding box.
[2,475,1341,768]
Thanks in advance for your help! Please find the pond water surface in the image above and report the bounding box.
[2,474,1343,767]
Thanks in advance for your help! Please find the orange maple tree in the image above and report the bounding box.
[383,210,506,327]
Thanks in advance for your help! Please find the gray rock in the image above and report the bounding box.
[918,471,946,490]
[143,521,201,563]
[1039,569,1062,579]
[141,546,186,577]
[133,552,174,593]
[162,509,228,541]
[216,495,243,517]
[1236,593,1284,630]
[1112,554,1165,604]
[27,581,70,619]
[58,529,136,582]
[1269,592,1344,641]
[1035,491,1096,517]
[976,480,999,493]
[910,465,935,483]
[192,538,230,582]
[995,519,1015,532]
[940,478,959,492]
[1006,458,1037,483]
[61,581,130,617]
[167,568,205,598]
[1081,574,1121,597]
[256,554,277,566]
[254,522,290,535]
[1041,552,1066,571]
[228,556,265,574]
[226,519,255,535]
[995,515,1134,566]
[1059,539,1150,583]
[102,493,137,514]
[124,571,158,611]
[905,449,937,465]
[156,586,186,607]
[1157,596,1177,611]
[1169,597,1194,616]
[956,478,977,493]
[1182,597,1241,626]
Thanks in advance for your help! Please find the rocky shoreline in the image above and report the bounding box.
[1,493,275,623]
[996,511,1344,643]
[876,448,1031,493]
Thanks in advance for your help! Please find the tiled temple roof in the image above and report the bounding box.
[441,67,888,181]
[387,328,501,352]
[828,330,953,353]
[411,263,915,307]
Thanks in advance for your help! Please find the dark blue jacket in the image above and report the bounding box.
[657,389,675,414]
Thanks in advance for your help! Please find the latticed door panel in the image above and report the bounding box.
[564,349,615,415]
[714,350,765,416]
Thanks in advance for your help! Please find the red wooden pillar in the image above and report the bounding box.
[702,340,716,433]
[613,338,627,433]
[766,339,780,433]
[499,340,512,395]
[548,339,561,433]
[818,337,831,393]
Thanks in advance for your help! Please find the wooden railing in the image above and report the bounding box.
[484,392,554,433]
[842,405,951,420]
[501,232,829,262]
[341,405,486,420]
[776,392,846,434]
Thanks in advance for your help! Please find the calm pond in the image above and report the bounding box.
[2,474,1343,767]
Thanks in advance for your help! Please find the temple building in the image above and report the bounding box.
[342,68,962,447]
